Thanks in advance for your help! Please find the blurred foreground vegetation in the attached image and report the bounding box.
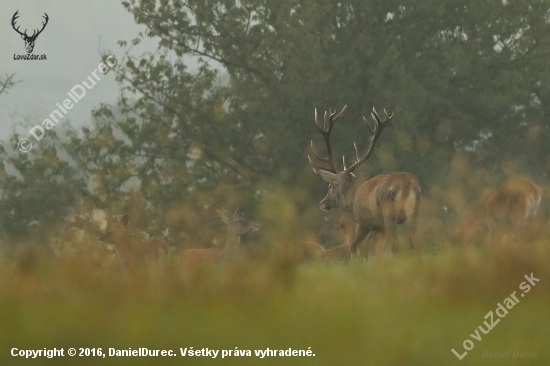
[1,229,549,365]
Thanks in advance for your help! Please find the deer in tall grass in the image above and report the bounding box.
[301,240,352,263]
[301,216,353,262]
[453,179,543,245]
[308,105,421,256]
[181,208,259,266]
[98,215,170,272]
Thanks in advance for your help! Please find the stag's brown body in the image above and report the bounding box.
[308,105,421,256]
[456,179,542,244]
[340,172,421,254]
[98,215,170,271]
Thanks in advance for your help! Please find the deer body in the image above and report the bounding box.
[456,179,542,244]
[99,215,170,271]
[181,209,259,266]
[351,173,420,252]
[322,243,352,262]
[309,106,421,256]
[301,241,351,263]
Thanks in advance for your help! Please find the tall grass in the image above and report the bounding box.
[1,231,549,365]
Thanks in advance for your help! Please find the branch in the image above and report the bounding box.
[0,74,20,96]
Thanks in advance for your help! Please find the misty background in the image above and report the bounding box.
[0,0,548,254]
[0,0,162,139]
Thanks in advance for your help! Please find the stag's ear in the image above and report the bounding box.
[120,215,129,226]
[317,169,341,183]
[20,34,25,40]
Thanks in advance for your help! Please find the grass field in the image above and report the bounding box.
[0,234,548,366]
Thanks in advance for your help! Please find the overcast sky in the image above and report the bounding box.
[0,0,161,142]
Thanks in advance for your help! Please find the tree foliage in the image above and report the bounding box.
[1,0,549,246]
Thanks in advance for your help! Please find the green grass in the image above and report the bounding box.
[1,241,549,366]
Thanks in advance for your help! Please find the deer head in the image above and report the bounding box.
[12,11,49,54]
[98,215,129,243]
[216,208,260,235]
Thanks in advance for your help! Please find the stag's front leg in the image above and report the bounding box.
[350,225,371,256]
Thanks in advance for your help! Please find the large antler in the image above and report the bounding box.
[346,107,393,173]
[29,13,49,40]
[37,14,49,37]
[11,11,49,40]
[11,11,25,37]
[308,105,347,173]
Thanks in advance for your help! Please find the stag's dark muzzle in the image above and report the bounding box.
[319,199,332,211]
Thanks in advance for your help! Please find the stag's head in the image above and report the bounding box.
[308,105,393,211]
[12,11,49,54]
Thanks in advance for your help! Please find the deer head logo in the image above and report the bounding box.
[12,11,49,54]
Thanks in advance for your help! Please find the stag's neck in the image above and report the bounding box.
[223,227,241,260]
[339,177,363,214]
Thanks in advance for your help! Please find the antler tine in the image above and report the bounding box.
[333,104,347,121]
[308,105,347,173]
[342,156,347,171]
[314,108,329,133]
[34,13,49,37]
[310,140,328,163]
[11,11,26,36]
[371,107,393,128]
[314,108,320,129]
[353,143,360,162]
[346,106,394,173]
[307,155,333,173]
[362,115,374,133]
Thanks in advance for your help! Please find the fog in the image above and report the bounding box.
[0,0,158,140]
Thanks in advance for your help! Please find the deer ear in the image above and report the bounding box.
[317,169,341,183]
[20,34,25,40]
[120,215,129,226]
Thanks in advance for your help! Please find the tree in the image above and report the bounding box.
[2,0,550,246]
[0,74,19,96]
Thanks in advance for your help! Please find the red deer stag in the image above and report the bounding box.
[454,179,543,245]
[181,208,259,266]
[98,215,170,272]
[308,105,421,256]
